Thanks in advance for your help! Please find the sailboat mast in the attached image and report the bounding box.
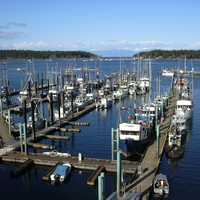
[184,56,187,72]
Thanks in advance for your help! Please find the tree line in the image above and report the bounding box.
[0,50,97,59]
[134,49,200,59]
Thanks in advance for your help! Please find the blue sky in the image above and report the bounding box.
[0,0,200,55]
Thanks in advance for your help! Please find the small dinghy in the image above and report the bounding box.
[153,173,169,198]
[50,162,71,184]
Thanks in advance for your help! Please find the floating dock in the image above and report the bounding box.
[1,151,138,174]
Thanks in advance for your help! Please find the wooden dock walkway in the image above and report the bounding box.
[116,95,176,200]
[1,151,139,174]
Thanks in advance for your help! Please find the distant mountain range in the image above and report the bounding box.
[93,49,137,57]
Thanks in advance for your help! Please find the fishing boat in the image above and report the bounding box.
[75,95,88,109]
[112,89,124,100]
[119,123,148,141]
[136,77,150,95]
[174,77,188,92]
[176,99,192,121]
[50,162,71,184]
[128,82,137,95]
[120,85,129,96]
[171,113,187,133]
[165,125,186,159]
[153,173,169,198]
[119,114,153,156]
[96,97,112,110]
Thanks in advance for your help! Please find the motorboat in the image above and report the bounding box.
[50,162,71,184]
[153,173,169,198]
[43,150,71,158]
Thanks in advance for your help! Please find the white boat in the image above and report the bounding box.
[128,87,136,95]
[176,99,192,121]
[75,96,86,107]
[112,89,126,100]
[50,162,71,184]
[153,174,169,197]
[119,123,148,141]
[96,97,112,109]
[98,89,105,97]
[128,82,136,95]
[162,69,174,77]
[137,103,156,118]
[43,150,71,157]
[120,85,129,95]
[86,93,96,102]
[136,78,150,95]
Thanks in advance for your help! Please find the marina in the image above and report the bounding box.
[0,57,198,200]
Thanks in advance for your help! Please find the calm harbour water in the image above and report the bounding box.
[0,58,199,199]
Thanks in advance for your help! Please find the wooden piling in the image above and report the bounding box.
[87,166,105,186]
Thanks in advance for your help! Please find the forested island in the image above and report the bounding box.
[134,50,200,59]
[0,50,97,59]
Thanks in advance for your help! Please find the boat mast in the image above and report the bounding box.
[184,56,187,72]
[149,58,152,101]
[120,56,122,85]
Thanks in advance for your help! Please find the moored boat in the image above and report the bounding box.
[50,162,71,184]
[153,173,169,198]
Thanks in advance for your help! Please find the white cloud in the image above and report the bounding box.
[1,40,200,52]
